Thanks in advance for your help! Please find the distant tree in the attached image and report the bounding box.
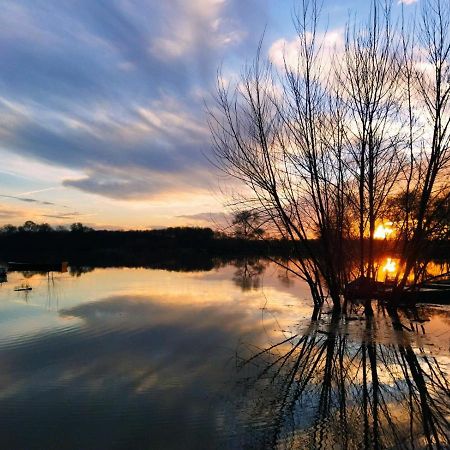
[37,223,53,233]
[231,210,265,239]
[19,221,40,233]
[70,222,94,233]
[155,226,214,241]
[431,196,450,240]
[387,191,450,242]
[0,224,18,234]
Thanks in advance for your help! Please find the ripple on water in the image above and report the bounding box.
[0,265,448,449]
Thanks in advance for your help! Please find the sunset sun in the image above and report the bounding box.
[374,223,394,239]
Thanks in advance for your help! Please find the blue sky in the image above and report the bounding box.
[0,0,417,229]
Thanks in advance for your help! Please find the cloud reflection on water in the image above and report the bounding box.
[0,263,448,449]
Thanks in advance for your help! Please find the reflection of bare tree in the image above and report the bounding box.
[21,271,49,279]
[277,267,295,288]
[69,266,95,277]
[232,258,266,291]
[236,306,450,449]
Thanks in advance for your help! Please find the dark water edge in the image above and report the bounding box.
[0,263,448,449]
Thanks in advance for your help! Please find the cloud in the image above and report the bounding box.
[398,0,418,4]
[62,162,215,200]
[268,28,345,77]
[1,94,213,199]
[0,208,26,220]
[0,0,269,202]
[16,187,58,196]
[0,293,273,447]
[0,194,56,206]
[176,212,229,224]
[41,212,82,220]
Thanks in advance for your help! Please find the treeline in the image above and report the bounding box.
[1,221,449,270]
[0,221,292,268]
[0,221,94,234]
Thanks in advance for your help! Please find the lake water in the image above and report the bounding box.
[0,261,448,449]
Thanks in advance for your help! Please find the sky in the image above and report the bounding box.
[0,0,418,230]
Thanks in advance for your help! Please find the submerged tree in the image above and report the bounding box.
[209,0,450,307]
[394,0,450,290]
[209,1,351,309]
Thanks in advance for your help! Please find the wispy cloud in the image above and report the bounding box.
[16,187,58,197]
[0,194,56,206]
[41,212,82,220]
[0,208,26,220]
[176,212,229,224]
[0,0,268,205]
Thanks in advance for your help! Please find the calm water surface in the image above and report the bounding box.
[0,261,448,449]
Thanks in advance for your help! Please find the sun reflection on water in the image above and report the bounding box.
[382,257,397,274]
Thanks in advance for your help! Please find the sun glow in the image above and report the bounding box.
[382,257,397,274]
[374,223,394,239]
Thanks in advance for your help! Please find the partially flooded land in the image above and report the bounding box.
[0,261,448,449]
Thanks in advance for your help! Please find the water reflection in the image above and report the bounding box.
[69,265,95,277]
[0,294,267,449]
[375,258,450,286]
[0,263,447,449]
[236,304,450,449]
[0,264,310,449]
[232,258,266,291]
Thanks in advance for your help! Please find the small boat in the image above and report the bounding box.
[14,284,32,292]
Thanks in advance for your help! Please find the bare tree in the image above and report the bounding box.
[209,0,352,309]
[338,1,404,279]
[209,0,450,307]
[394,0,450,291]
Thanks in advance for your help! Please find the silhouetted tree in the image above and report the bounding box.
[0,224,17,234]
[231,210,265,239]
[19,220,40,233]
[209,0,450,307]
[70,222,93,233]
